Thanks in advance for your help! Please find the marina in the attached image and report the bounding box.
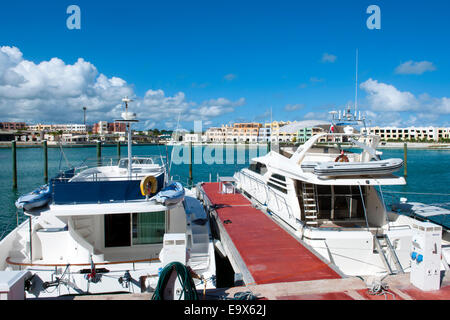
[0,106,449,301]
[0,1,450,305]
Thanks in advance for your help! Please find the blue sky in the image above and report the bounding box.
[0,0,449,129]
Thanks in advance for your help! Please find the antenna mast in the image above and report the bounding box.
[115,96,137,179]
[355,49,358,117]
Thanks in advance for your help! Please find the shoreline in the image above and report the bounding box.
[0,142,165,148]
[0,141,449,150]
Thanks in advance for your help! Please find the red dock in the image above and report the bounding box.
[201,182,341,285]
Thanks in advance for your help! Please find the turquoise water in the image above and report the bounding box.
[0,145,449,238]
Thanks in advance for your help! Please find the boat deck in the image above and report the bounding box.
[200,182,341,285]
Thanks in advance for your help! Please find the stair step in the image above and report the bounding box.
[9,250,27,260]
[305,215,317,219]
[306,221,319,225]
[304,209,317,213]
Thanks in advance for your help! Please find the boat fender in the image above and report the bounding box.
[140,175,158,196]
[335,151,349,163]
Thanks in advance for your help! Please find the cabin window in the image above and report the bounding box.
[132,211,166,245]
[248,162,267,175]
[268,181,288,194]
[104,211,166,248]
[271,174,286,182]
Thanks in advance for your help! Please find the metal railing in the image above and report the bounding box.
[237,170,294,220]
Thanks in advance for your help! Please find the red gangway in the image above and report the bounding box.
[201,182,341,285]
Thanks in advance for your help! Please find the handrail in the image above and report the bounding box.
[6,256,159,267]
[239,170,294,219]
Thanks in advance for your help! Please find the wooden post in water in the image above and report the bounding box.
[97,141,102,166]
[12,140,17,189]
[403,142,408,178]
[189,142,193,187]
[43,140,48,183]
[117,141,121,159]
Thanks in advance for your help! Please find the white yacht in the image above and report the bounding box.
[233,109,450,277]
[0,98,216,299]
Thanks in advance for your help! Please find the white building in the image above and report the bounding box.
[28,124,87,133]
[184,133,201,143]
[205,127,225,142]
[361,126,450,142]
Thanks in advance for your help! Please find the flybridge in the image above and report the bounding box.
[50,169,165,205]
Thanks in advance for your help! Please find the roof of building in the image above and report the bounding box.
[279,120,330,133]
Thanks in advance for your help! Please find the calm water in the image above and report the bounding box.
[0,145,449,238]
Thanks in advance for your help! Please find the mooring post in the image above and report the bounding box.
[43,140,48,183]
[403,142,408,178]
[117,141,121,160]
[97,141,102,166]
[12,140,17,189]
[189,142,193,187]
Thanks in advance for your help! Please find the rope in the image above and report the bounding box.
[58,141,73,170]
[151,262,199,300]
[367,280,395,300]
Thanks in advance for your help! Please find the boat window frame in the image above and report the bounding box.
[104,210,168,248]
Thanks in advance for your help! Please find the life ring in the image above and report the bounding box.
[140,176,158,196]
[335,154,349,163]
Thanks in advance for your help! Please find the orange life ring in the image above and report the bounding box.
[140,176,158,196]
[335,154,349,163]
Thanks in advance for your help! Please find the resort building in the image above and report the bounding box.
[278,120,329,143]
[205,127,226,142]
[0,122,27,131]
[92,121,126,135]
[361,126,450,142]
[27,123,87,133]
[222,122,262,143]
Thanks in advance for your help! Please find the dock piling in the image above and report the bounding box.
[189,142,193,187]
[12,140,17,189]
[403,142,408,177]
[43,140,48,183]
[97,141,102,166]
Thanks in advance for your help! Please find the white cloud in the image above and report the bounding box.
[284,104,303,112]
[359,78,418,112]
[223,73,237,81]
[395,60,436,75]
[303,111,329,120]
[0,46,245,128]
[321,53,337,63]
[359,78,450,126]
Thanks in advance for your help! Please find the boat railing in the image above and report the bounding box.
[75,155,166,172]
[6,256,160,268]
[238,170,294,219]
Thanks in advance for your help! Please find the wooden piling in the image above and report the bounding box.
[403,142,408,177]
[97,141,102,166]
[12,140,17,189]
[117,141,121,159]
[189,142,193,186]
[43,140,48,183]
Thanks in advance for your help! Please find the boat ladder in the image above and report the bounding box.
[302,182,319,226]
[374,234,405,275]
